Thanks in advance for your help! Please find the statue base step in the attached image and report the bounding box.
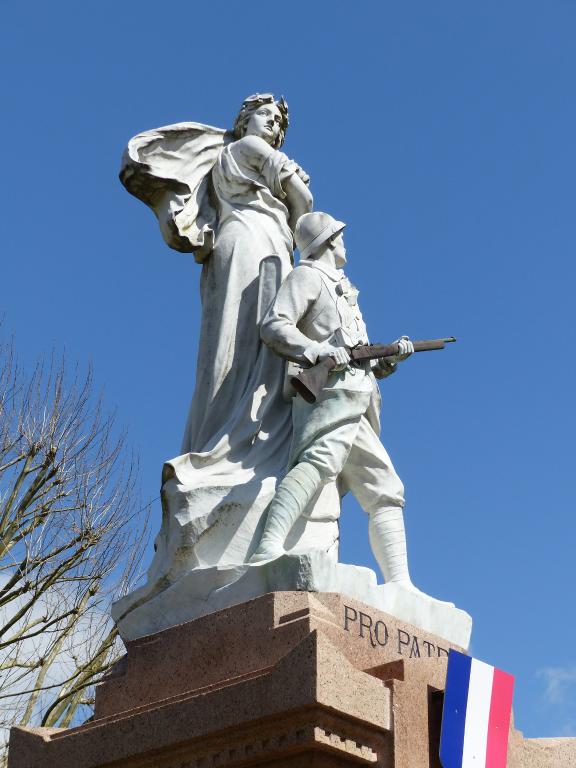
[9,591,574,768]
[112,550,472,648]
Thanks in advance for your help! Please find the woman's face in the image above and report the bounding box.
[245,103,282,146]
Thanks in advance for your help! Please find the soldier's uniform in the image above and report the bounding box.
[251,211,446,602]
[260,259,405,516]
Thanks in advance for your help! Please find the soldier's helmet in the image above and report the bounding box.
[295,212,346,259]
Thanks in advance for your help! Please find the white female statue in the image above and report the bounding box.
[114,95,335,635]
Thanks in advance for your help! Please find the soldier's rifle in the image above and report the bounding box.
[291,337,457,404]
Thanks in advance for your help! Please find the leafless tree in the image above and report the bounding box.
[0,337,150,765]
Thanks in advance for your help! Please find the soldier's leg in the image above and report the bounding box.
[342,419,454,605]
[248,462,324,562]
[340,416,412,584]
[249,392,365,563]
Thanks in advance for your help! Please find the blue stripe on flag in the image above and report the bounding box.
[440,649,472,768]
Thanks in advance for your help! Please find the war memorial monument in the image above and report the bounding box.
[8,94,575,768]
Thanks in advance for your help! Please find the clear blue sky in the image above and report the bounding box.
[2,0,575,739]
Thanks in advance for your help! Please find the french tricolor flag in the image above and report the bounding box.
[440,649,515,768]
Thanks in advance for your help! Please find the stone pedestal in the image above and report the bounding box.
[8,592,576,768]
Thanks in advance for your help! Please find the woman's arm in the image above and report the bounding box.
[231,137,313,229]
[284,173,313,232]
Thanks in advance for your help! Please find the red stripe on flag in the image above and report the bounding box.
[485,667,514,768]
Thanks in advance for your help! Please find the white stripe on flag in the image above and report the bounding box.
[462,658,494,766]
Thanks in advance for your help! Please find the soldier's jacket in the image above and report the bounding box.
[260,258,382,432]
[261,260,367,359]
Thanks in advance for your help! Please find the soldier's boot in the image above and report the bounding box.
[249,462,322,564]
[369,506,454,605]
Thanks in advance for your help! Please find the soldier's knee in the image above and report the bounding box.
[366,475,405,513]
[304,456,339,484]
[297,445,346,485]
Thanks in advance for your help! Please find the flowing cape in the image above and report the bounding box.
[119,122,232,262]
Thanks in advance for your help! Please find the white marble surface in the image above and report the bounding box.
[118,104,471,652]
[251,217,427,612]
[119,96,333,615]
[112,549,472,649]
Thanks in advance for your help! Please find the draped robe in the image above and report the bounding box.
[115,125,339,628]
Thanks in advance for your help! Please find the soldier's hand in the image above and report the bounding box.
[316,343,349,371]
[373,336,413,377]
[389,335,414,363]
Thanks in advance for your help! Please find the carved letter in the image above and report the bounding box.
[374,620,388,647]
[359,611,376,647]
[344,605,358,632]
[423,640,436,657]
[397,629,411,655]
[409,636,421,658]
[437,646,449,657]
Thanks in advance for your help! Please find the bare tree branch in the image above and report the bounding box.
[0,334,151,759]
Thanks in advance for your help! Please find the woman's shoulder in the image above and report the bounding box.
[231,135,275,164]
[235,134,274,152]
